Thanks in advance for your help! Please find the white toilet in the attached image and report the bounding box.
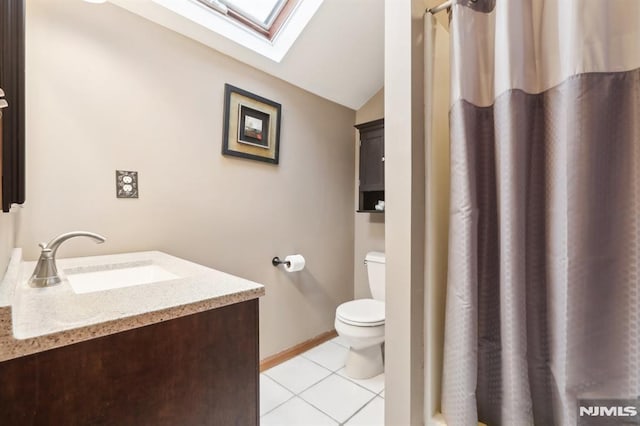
[335,251,385,379]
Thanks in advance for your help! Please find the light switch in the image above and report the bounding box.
[116,170,138,198]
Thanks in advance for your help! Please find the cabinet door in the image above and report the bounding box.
[359,126,384,192]
[0,0,25,212]
[0,300,259,425]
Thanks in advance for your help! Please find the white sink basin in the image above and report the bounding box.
[65,262,179,294]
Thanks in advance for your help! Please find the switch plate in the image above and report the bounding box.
[116,170,138,198]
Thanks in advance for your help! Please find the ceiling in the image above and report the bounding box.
[109,0,385,110]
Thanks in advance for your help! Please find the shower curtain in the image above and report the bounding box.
[441,1,640,425]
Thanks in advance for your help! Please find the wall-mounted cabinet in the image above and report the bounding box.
[0,0,26,212]
[356,118,384,213]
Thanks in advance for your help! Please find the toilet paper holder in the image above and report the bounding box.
[272,256,291,267]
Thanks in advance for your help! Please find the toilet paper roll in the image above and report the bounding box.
[284,254,305,272]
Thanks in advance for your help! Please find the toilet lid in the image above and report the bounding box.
[336,299,385,327]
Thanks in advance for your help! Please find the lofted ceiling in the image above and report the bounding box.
[109,0,385,110]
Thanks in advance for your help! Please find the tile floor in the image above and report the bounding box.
[260,336,385,425]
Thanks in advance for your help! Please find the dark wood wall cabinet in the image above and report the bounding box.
[0,0,26,212]
[0,300,259,425]
[356,118,384,213]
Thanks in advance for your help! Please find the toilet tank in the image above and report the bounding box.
[365,252,385,301]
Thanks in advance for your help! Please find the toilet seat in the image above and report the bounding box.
[336,299,385,327]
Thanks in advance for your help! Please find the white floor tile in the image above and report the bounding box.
[260,374,294,416]
[261,396,338,426]
[302,341,348,371]
[379,389,385,398]
[264,355,332,394]
[300,374,377,423]
[337,368,385,394]
[345,396,384,426]
[330,335,350,348]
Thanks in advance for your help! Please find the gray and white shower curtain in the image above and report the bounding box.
[441,1,640,425]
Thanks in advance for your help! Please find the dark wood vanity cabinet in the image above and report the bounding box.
[0,0,26,212]
[0,300,259,425]
[356,118,384,212]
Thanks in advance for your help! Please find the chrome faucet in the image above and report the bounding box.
[28,231,106,287]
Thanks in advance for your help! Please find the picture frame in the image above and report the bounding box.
[222,84,282,164]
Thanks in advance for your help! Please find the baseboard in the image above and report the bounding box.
[260,329,338,372]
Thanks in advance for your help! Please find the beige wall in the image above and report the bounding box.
[19,0,356,358]
[424,16,451,423]
[354,89,384,299]
[0,210,17,278]
[384,0,426,424]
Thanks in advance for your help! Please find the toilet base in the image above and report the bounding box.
[344,344,383,379]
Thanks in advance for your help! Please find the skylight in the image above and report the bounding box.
[196,0,295,40]
[141,0,323,62]
[223,0,285,29]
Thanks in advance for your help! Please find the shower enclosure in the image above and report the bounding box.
[430,1,640,424]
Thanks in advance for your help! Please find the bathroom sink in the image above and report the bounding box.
[65,261,179,294]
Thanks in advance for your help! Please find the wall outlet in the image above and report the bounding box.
[116,170,138,198]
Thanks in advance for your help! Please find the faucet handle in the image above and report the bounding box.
[38,242,47,250]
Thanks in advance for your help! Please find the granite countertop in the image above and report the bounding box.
[0,249,264,362]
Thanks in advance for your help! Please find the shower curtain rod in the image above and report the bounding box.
[426,0,451,14]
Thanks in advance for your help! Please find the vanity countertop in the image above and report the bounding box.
[0,249,265,362]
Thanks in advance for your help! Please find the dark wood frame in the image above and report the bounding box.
[238,104,270,148]
[0,0,25,212]
[222,84,281,165]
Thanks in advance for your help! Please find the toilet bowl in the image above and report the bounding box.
[335,252,385,379]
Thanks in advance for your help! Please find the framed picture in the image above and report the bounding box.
[222,84,281,164]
